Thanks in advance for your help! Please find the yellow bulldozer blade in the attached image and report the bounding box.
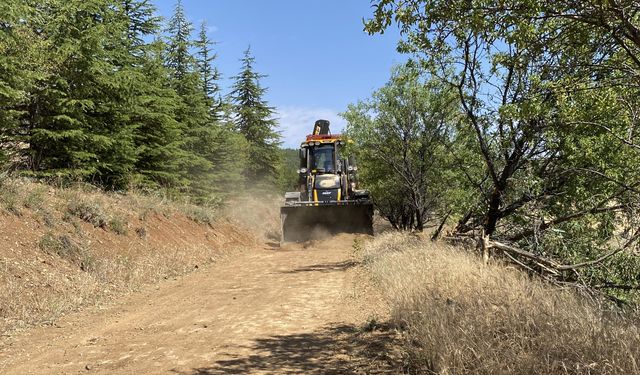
[280,203,373,242]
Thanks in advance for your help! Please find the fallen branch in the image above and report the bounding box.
[490,240,561,270]
[556,229,640,270]
[508,204,626,242]
[444,230,639,281]
[442,231,640,306]
[555,248,625,270]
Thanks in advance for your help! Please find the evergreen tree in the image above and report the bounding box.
[229,47,281,184]
[165,0,248,202]
[0,0,36,167]
[24,0,137,189]
[165,0,192,88]
[1,0,248,198]
[165,0,212,198]
[120,0,159,48]
[116,0,186,189]
[194,21,222,118]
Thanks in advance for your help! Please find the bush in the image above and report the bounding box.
[182,205,216,225]
[23,186,46,209]
[38,232,96,272]
[67,199,107,228]
[108,216,128,235]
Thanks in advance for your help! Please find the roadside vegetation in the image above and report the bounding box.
[345,0,640,304]
[349,3,640,371]
[364,233,640,374]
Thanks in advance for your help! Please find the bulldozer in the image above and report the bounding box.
[281,120,374,242]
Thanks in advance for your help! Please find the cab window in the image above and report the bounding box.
[310,144,335,172]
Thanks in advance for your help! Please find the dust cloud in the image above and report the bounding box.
[309,226,332,241]
[221,195,282,242]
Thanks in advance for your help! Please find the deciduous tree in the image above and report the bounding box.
[366,0,640,298]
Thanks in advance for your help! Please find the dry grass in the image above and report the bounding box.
[0,177,22,215]
[363,232,640,374]
[0,178,255,336]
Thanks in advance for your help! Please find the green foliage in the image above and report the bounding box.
[195,20,222,117]
[23,185,46,209]
[164,1,248,202]
[108,216,128,235]
[229,47,282,185]
[0,0,258,205]
[344,64,467,230]
[165,0,192,84]
[131,38,186,190]
[20,0,138,189]
[117,0,187,191]
[0,1,44,168]
[365,0,640,299]
[278,148,301,193]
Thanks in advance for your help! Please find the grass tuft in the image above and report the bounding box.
[23,186,46,209]
[108,216,128,235]
[37,208,56,227]
[38,232,96,272]
[0,179,22,215]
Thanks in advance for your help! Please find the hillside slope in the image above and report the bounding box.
[0,179,255,336]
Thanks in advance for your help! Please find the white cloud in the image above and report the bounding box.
[275,106,347,149]
[195,19,219,34]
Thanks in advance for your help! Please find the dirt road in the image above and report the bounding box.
[0,234,397,374]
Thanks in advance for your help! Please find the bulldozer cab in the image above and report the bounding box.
[308,144,336,174]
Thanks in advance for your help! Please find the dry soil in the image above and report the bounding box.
[0,233,400,374]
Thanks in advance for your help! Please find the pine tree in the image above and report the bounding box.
[165,0,220,201]
[194,21,222,118]
[1,0,246,197]
[24,0,137,189]
[229,47,282,184]
[0,1,43,168]
[165,0,193,89]
[120,0,159,48]
[116,0,186,189]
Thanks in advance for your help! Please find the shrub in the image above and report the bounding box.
[182,205,216,225]
[23,186,46,209]
[38,232,96,272]
[37,208,56,227]
[38,233,80,259]
[108,216,128,235]
[67,199,107,228]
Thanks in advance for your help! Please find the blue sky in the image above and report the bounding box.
[153,0,405,147]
